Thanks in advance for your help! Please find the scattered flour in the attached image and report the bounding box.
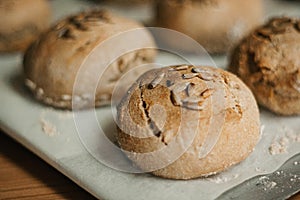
[269,137,288,155]
[256,176,277,191]
[39,107,71,137]
[255,167,267,173]
[268,125,300,155]
[282,126,300,143]
[40,118,60,137]
[207,174,239,184]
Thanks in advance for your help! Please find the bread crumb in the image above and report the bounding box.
[40,118,60,137]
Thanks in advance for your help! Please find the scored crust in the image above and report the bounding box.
[117,65,260,179]
[155,0,263,53]
[0,0,51,52]
[229,17,300,115]
[23,9,156,109]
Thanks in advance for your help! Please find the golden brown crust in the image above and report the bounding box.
[0,0,51,52]
[155,0,263,54]
[229,17,300,115]
[23,9,156,109]
[117,65,260,179]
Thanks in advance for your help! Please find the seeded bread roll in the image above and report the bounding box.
[229,17,300,115]
[155,0,263,54]
[117,65,260,179]
[0,0,51,52]
[23,9,156,109]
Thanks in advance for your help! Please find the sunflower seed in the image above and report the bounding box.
[182,96,203,104]
[149,73,165,89]
[61,94,72,101]
[171,91,182,106]
[162,130,173,144]
[69,17,88,31]
[74,95,82,102]
[292,83,300,93]
[82,93,92,100]
[198,72,214,81]
[169,65,189,71]
[25,79,36,90]
[271,17,292,28]
[228,81,240,89]
[172,82,189,93]
[36,88,44,97]
[56,101,68,107]
[186,83,194,96]
[191,67,206,73]
[99,94,110,101]
[89,10,111,22]
[44,97,53,104]
[182,102,204,111]
[256,28,273,38]
[182,73,198,79]
[292,72,300,93]
[201,89,213,98]
[58,28,75,39]
[273,26,287,34]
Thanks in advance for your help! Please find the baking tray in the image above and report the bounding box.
[0,0,299,199]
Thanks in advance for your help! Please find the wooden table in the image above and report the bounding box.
[0,131,96,200]
[0,130,299,200]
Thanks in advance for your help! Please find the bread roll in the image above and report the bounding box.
[117,65,260,179]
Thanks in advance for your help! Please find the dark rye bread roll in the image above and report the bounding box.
[229,17,300,115]
[117,65,260,179]
[0,0,51,52]
[23,9,156,109]
[155,0,263,54]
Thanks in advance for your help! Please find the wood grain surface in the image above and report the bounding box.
[0,131,96,200]
[0,130,299,200]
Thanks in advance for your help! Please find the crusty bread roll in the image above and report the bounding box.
[155,0,264,54]
[23,9,156,109]
[117,65,260,179]
[229,17,300,115]
[0,0,51,52]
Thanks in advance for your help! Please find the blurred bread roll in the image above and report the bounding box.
[0,0,51,52]
[23,9,156,109]
[155,0,264,54]
[229,17,300,115]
